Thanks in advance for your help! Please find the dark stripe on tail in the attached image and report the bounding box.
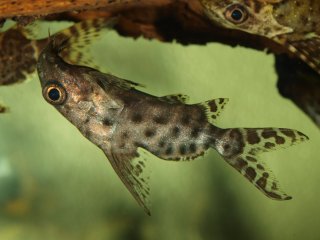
[211,127,309,200]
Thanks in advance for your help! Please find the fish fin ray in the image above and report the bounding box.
[104,146,151,215]
[198,98,229,124]
[159,94,190,104]
[56,18,117,69]
[214,128,309,200]
[89,71,144,90]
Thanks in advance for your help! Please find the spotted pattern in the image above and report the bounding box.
[199,98,229,124]
[0,27,37,85]
[218,127,309,200]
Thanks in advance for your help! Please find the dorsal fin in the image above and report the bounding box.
[88,71,144,91]
[159,94,190,104]
[198,98,229,124]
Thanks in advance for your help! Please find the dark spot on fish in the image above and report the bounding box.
[165,144,173,155]
[84,129,92,138]
[276,136,285,144]
[131,112,142,123]
[247,131,260,144]
[237,158,248,168]
[191,127,201,138]
[172,126,180,138]
[84,117,90,124]
[268,192,285,200]
[153,115,169,124]
[158,140,166,148]
[264,142,275,149]
[263,172,269,178]
[224,144,231,151]
[145,129,156,138]
[103,117,113,126]
[208,100,217,112]
[257,164,264,170]
[179,144,187,155]
[189,143,197,153]
[246,156,257,162]
[297,131,307,138]
[139,161,145,168]
[261,130,277,139]
[245,167,256,181]
[181,114,190,125]
[256,177,267,189]
[280,129,296,139]
[228,129,245,155]
[203,141,210,150]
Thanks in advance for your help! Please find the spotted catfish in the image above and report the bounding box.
[200,0,320,74]
[37,34,308,215]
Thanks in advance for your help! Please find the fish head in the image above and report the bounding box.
[37,37,100,121]
[200,0,293,38]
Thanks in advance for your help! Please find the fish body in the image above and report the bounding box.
[200,0,320,74]
[37,30,308,214]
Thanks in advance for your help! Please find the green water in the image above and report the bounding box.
[0,22,318,240]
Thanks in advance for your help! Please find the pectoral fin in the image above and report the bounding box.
[103,146,151,215]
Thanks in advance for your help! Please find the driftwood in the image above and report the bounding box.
[0,0,287,53]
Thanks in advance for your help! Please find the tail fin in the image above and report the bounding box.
[212,127,309,200]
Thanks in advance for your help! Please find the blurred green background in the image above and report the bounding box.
[0,22,318,240]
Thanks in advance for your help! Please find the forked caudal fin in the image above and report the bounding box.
[212,127,309,200]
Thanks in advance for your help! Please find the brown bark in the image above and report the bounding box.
[0,0,165,18]
[0,0,286,54]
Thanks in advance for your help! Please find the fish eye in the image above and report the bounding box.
[225,4,248,24]
[43,82,67,105]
